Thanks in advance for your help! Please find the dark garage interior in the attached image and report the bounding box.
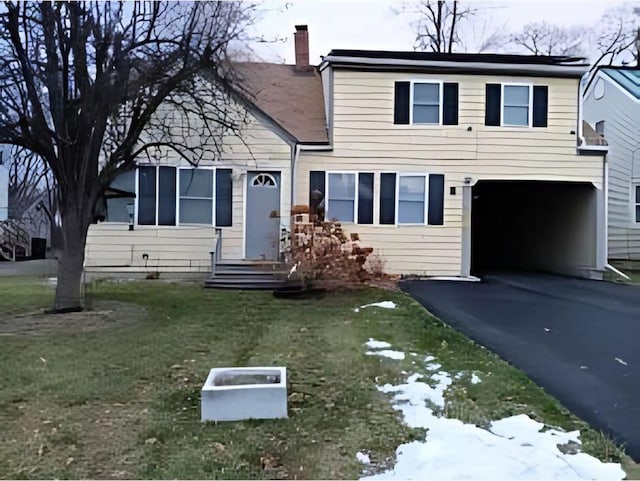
[471,180,598,276]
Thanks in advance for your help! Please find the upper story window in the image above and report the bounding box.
[486,83,548,128]
[502,84,531,126]
[412,82,441,124]
[394,81,459,126]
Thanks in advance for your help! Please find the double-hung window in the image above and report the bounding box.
[105,170,135,222]
[398,175,426,224]
[179,168,213,224]
[327,173,356,222]
[502,84,531,127]
[412,82,441,124]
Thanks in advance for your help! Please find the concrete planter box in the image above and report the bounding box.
[201,367,288,422]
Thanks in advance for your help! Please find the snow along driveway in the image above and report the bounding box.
[360,339,625,480]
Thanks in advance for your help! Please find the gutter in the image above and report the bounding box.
[320,56,589,77]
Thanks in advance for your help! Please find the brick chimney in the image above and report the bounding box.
[294,25,310,70]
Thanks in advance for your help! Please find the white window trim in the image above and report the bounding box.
[501,82,533,128]
[409,80,444,126]
[177,166,216,226]
[395,172,429,225]
[326,171,359,224]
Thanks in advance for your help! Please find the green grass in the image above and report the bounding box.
[0,277,638,479]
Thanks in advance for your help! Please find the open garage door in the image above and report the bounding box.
[471,181,598,277]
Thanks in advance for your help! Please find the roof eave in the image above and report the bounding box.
[320,56,589,78]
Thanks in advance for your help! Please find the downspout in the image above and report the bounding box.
[577,76,586,148]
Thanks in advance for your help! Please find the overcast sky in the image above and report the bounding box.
[249,0,622,64]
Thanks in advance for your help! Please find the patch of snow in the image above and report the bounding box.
[362,371,625,481]
[366,350,406,361]
[425,362,442,371]
[614,357,628,366]
[471,373,481,384]
[424,355,435,362]
[359,301,397,310]
[356,452,371,464]
[410,352,418,357]
[366,339,392,349]
[354,308,360,313]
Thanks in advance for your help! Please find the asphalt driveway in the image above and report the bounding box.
[401,272,640,460]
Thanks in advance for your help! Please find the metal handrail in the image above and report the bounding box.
[210,228,223,276]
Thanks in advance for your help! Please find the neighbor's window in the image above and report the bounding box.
[503,84,531,126]
[179,168,213,224]
[635,184,640,223]
[327,173,356,222]
[398,175,426,224]
[596,120,605,136]
[138,166,176,226]
[412,82,441,124]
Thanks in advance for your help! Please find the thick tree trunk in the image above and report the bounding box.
[54,212,90,312]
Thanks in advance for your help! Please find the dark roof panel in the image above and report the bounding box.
[235,63,328,144]
[326,50,589,66]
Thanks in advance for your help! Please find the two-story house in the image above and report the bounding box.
[583,67,640,263]
[84,26,607,281]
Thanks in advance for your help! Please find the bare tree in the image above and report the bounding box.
[6,146,52,220]
[399,0,508,53]
[591,5,640,69]
[510,22,589,56]
[0,1,254,311]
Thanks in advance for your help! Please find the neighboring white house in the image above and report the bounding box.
[583,67,640,261]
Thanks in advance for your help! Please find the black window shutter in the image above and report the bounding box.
[428,174,445,226]
[357,173,374,224]
[532,86,548,127]
[394,81,410,124]
[380,173,397,225]
[485,84,501,126]
[443,83,459,125]
[138,166,156,225]
[158,167,176,226]
[309,170,326,204]
[215,169,233,227]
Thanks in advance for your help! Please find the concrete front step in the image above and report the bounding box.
[206,259,288,290]
[213,270,287,278]
[204,277,286,290]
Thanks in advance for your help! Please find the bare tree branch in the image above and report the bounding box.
[0,1,257,310]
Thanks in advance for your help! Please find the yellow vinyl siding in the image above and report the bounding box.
[85,109,292,275]
[295,69,602,276]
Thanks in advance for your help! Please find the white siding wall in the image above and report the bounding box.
[85,108,292,276]
[297,69,602,276]
[584,76,640,260]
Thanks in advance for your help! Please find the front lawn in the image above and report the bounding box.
[0,278,637,479]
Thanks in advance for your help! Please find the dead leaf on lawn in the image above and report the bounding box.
[213,442,225,452]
